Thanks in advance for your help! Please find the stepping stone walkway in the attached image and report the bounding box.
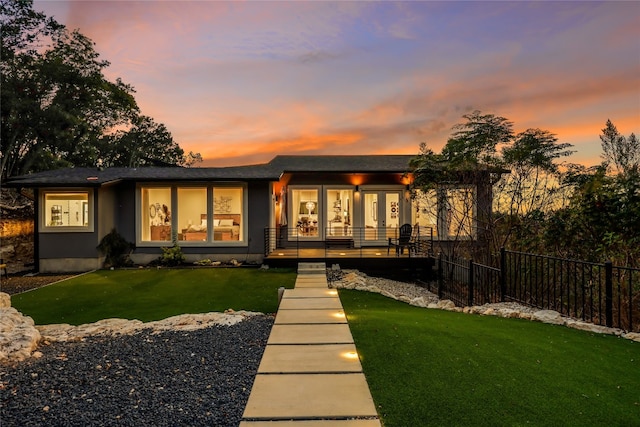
[240,263,381,426]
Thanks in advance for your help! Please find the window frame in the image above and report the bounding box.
[40,189,94,233]
[136,183,248,247]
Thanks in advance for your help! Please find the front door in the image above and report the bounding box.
[362,191,401,245]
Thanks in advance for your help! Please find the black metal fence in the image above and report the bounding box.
[433,248,639,332]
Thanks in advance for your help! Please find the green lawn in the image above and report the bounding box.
[12,268,296,325]
[339,290,640,427]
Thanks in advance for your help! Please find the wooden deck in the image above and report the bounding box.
[264,246,436,273]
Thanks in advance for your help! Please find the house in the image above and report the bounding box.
[5,155,494,273]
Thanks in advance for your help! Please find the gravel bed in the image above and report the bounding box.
[0,315,273,427]
[0,274,75,295]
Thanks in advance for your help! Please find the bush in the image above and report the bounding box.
[97,229,135,268]
[159,241,185,266]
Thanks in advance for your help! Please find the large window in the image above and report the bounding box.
[444,188,475,239]
[412,187,476,239]
[141,187,172,241]
[412,189,438,238]
[42,191,92,231]
[213,187,243,241]
[326,189,353,237]
[291,188,318,237]
[139,185,245,244]
[177,187,207,241]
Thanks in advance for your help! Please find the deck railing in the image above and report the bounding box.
[263,225,434,258]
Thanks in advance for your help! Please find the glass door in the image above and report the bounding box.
[362,191,401,245]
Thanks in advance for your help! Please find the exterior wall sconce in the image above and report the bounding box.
[355,185,360,193]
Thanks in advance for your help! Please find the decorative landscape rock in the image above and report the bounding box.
[0,288,262,363]
[0,306,41,363]
[37,311,261,343]
[0,291,10,308]
[531,309,565,325]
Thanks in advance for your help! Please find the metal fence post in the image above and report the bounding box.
[605,261,613,328]
[468,259,474,307]
[500,247,506,302]
[438,252,443,299]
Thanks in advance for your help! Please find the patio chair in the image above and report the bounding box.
[388,223,415,256]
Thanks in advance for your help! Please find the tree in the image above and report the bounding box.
[493,128,574,250]
[542,120,640,266]
[441,110,514,167]
[99,116,182,167]
[545,165,640,267]
[411,112,574,259]
[600,119,639,177]
[1,0,198,178]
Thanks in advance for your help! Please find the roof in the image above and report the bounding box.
[5,155,414,187]
[268,155,414,173]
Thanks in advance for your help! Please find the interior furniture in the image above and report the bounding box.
[180,214,241,241]
[150,224,171,241]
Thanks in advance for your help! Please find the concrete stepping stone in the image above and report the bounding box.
[242,373,378,420]
[283,288,338,298]
[294,281,328,288]
[297,262,326,275]
[268,324,354,345]
[240,419,381,426]
[279,298,343,310]
[275,309,347,324]
[258,344,362,374]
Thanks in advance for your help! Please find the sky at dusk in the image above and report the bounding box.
[33,0,639,167]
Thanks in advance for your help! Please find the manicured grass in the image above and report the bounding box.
[12,268,296,325]
[340,290,640,427]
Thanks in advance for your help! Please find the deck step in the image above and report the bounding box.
[297,262,326,275]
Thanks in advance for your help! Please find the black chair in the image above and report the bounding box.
[388,223,415,256]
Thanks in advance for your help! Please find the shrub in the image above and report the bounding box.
[97,229,135,268]
[159,241,185,266]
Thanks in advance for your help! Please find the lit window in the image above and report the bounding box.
[291,189,318,237]
[412,187,476,240]
[213,187,243,241]
[43,191,92,231]
[177,187,207,241]
[412,189,438,238]
[444,188,475,239]
[326,189,353,237]
[141,187,172,242]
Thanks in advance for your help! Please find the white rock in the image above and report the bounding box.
[518,312,532,320]
[532,310,565,325]
[623,332,640,342]
[0,307,41,363]
[437,300,455,310]
[397,295,411,304]
[498,309,520,319]
[0,292,11,308]
[35,311,260,343]
[483,307,496,316]
[565,320,622,336]
[410,297,427,308]
[380,290,396,299]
